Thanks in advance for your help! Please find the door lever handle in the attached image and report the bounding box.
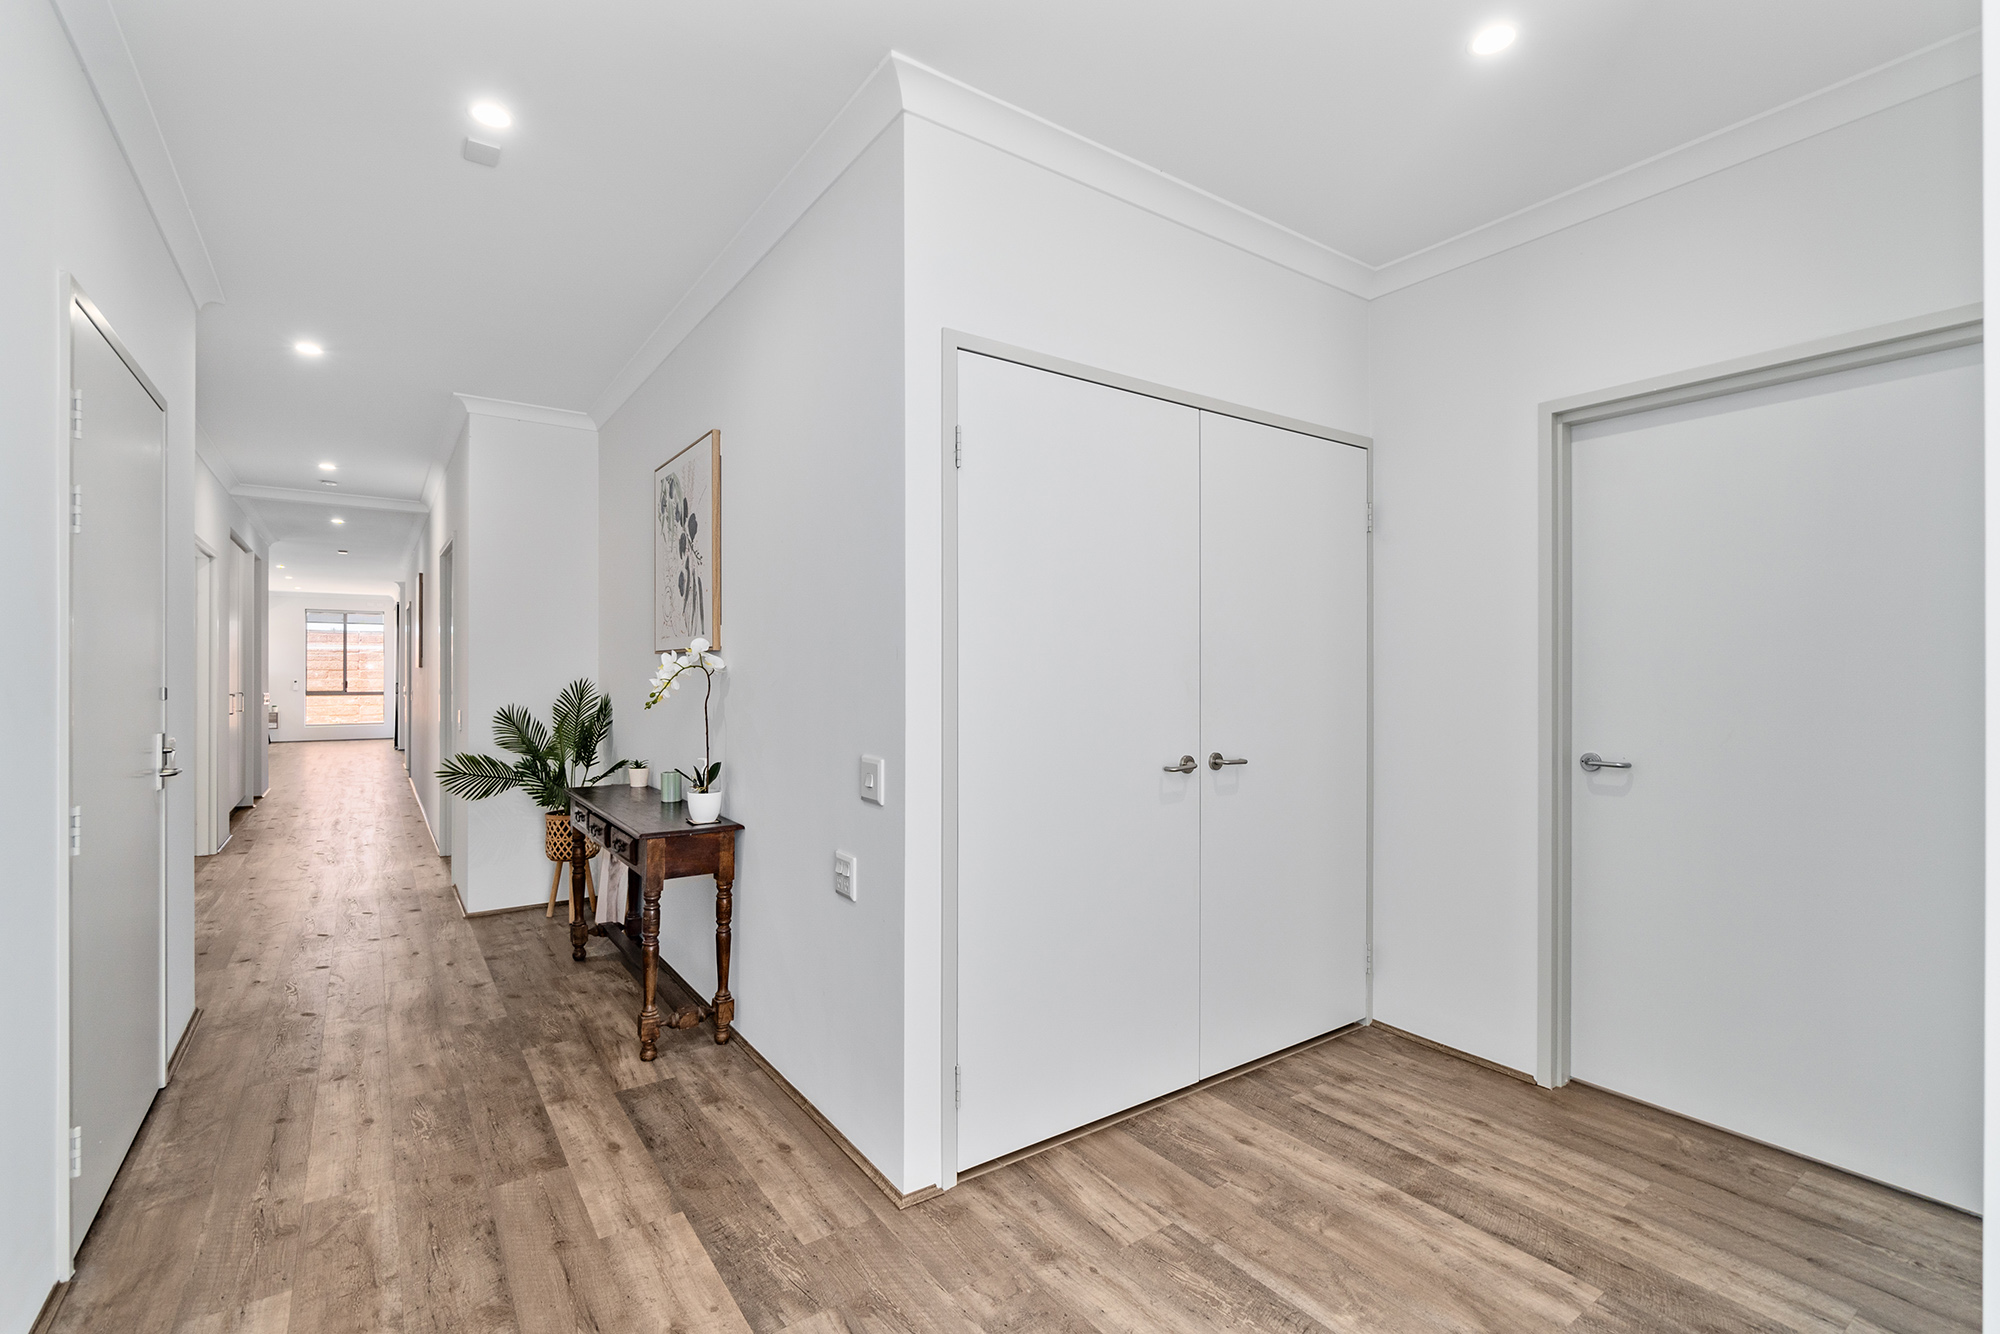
[1578,752,1631,772]
[1209,753,1248,770]
[1162,755,1198,773]
[157,767,182,779]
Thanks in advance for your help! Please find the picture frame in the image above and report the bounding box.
[656,429,722,653]
[416,572,424,667]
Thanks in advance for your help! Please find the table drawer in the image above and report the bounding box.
[570,807,590,837]
[606,826,639,864]
[586,812,608,844]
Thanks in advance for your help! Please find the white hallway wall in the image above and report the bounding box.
[597,122,909,1184]
[194,458,270,802]
[0,0,201,1323]
[1369,81,1983,1075]
[266,591,399,743]
[403,405,599,910]
[403,420,469,858]
[458,409,599,913]
[1982,5,1997,1319]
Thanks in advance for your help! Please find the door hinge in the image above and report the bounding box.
[69,806,82,857]
[953,425,962,470]
[1366,945,1373,977]
[69,1126,81,1179]
[953,1064,962,1109]
[71,390,83,439]
[71,485,82,534]
[1366,501,1373,533]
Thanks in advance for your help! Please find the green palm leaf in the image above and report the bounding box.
[492,704,551,760]
[436,752,522,801]
[443,677,628,815]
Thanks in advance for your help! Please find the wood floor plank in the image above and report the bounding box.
[600,1211,757,1334]
[50,742,1981,1334]
[523,1038,680,1237]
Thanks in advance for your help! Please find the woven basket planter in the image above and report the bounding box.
[544,811,600,862]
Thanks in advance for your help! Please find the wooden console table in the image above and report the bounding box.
[566,785,743,1059]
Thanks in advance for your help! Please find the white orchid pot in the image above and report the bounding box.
[686,789,723,824]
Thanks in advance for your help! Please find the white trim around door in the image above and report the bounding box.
[937,330,1373,1192]
[1535,303,1984,1090]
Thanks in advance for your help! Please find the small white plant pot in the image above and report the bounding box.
[686,790,723,824]
[627,767,650,789]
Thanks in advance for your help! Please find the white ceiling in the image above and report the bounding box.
[109,0,1976,585]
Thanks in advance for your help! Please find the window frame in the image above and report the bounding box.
[304,608,387,725]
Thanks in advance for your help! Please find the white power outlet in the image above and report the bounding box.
[859,754,886,805]
[834,850,858,901]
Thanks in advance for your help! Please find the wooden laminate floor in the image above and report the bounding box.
[54,740,1978,1333]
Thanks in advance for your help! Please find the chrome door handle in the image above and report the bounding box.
[1209,753,1248,770]
[1163,755,1198,773]
[158,767,182,779]
[1578,752,1631,772]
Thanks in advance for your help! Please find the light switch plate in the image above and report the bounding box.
[859,754,886,806]
[834,850,858,901]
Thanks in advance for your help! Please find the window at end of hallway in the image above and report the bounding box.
[305,609,385,725]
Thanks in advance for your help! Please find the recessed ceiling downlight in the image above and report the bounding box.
[330,517,346,525]
[470,101,512,128]
[294,340,324,357]
[1470,22,1517,55]
[318,462,337,471]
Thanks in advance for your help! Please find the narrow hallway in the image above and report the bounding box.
[52,740,752,1333]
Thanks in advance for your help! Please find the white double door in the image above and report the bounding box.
[956,352,1368,1170]
[1570,343,1982,1211]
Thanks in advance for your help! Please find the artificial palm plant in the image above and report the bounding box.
[436,678,633,811]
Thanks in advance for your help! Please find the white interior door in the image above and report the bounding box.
[438,544,455,849]
[1198,413,1369,1077]
[69,298,167,1252]
[956,352,1201,1169]
[194,548,216,856]
[223,541,246,812]
[1570,344,1983,1211]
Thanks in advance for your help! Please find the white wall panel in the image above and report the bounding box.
[0,1,198,1318]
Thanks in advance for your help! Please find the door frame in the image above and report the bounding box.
[194,538,218,856]
[1536,303,1984,1090]
[437,541,456,852]
[938,330,1373,1190]
[55,274,172,1275]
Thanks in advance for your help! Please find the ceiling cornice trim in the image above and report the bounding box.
[231,484,429,515]
[1366,27,1982,297]
[891,54,1375,293]
[591,52,909,425]
[455,392,597,432]
[591,35,1981,420]
[195,428,238,490]
[51,0,224,309]
[590,50,1371,426]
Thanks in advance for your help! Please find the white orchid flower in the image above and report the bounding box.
[689,637,710,655]
[701,652,725,671]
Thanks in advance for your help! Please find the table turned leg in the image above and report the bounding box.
[568,848,589,961]
[712,838,736,1044]
[637,846,664,1061]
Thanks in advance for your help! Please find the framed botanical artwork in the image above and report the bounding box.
[656,429,721,652]
[416,572,424,667]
